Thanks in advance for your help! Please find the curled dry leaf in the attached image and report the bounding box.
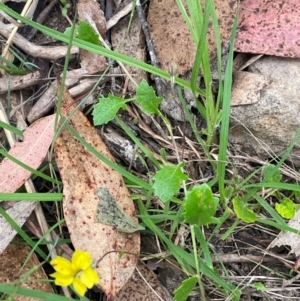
[268,209,300,256]
[0,114,55,192]
[54,84,140,298]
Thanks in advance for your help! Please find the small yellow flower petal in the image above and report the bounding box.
[51,272,74,286]
[79,267,99,288]
[50,256,74,275]
[73,277,87,296]
[72,250,92,271]
[50,250,98,297]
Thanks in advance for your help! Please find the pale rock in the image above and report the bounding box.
[229,56,300,165]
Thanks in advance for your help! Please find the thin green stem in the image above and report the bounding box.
[191,225,206,301]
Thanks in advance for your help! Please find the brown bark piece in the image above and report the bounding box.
[147,0,196,75]
[54,84,140,298]
[77,0,106,37]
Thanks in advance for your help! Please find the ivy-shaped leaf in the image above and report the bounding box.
[251,282,266,292]
[93,94,127,125]
[136,79,163,114]
[232,196,257,223]
[64,21,101,46]
[152,163,188,202]
[263,164,282,183]
[77,21,101,45]
[174,276,198,301]
[183,184,219,226]
[275,198,296,219]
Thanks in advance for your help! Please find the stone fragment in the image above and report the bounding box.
[229,56,300,166]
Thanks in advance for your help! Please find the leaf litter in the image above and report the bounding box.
[0,114,55,192]
[54,83,140,298]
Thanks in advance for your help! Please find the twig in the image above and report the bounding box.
[27,69,112,123]
[0,71,42,93]
[2,0,39,58]
[106,1,133,30]
[0,22,79,59]
[212,253,294,264]
[135,0,162,96]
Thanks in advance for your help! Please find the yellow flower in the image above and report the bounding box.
[50,250,99,296]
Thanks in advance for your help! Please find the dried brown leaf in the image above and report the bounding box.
[0,243,54,301]
[147,0,196,75]
[0,114,55,192]
[54,84,140,299]
[268,209,300,256]
[147,0,237,75]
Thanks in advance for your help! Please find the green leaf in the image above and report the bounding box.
[183,184,219,226]
[61,7,68,17]
[174,276,198,301]
[275,198,296,219]
[64,21,101,45]
[263,164,282,183]
[232,196,257,223]
[77,21,101,45]
[93,94,127,125]
[152,163,188,202]
[64,25,78,37]
[294,190,300,201]
[136,79,163,114]
[251,282,266,292]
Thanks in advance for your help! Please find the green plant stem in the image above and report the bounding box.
[191,225,206,301]
[217,13,238,206]
[177,86,215,169]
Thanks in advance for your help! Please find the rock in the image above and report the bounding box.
[229,56,300,166]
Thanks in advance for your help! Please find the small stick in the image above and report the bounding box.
[135,0,162,96]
